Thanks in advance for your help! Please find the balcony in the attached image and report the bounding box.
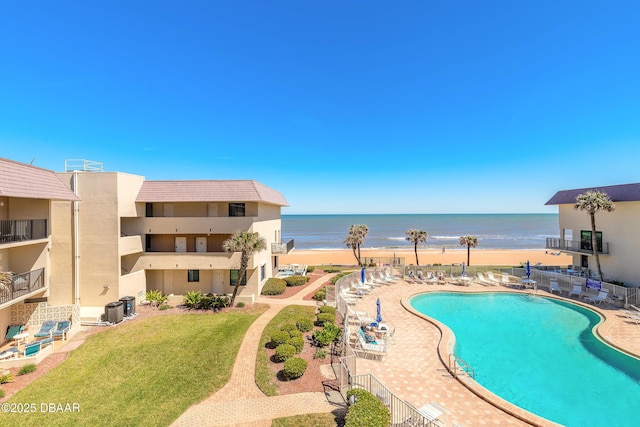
[0,219,47,244]
[271,239,294,255]
[140,252,250,270]
[141,217,255,234]
[0,268,46,306]
[546,238,610,255]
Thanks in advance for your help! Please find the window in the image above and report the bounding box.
[229,203,245,217]
[580,230,603,252]
[260,264,266,282]
[230,270,247,286]
[145,203,153,217]
[188,270,200,282]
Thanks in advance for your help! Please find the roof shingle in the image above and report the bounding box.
[135,180,289,206]
[0,158,79,201]
[546,183,640,205]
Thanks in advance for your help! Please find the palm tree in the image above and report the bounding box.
[405,229,428,265]
[459,235,478,266]
[223,230,267,307]
[575,190,615,280]
[344,224,369,266]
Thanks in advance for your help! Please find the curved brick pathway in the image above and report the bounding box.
[171,273,343,427]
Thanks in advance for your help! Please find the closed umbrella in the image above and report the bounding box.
[361,267,366,284]
[461,262,466,276]
[526,260,531,278]
[376,298,382,323]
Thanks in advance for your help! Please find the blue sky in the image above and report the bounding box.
[2,1,639,214]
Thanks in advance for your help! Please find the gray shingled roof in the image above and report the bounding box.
[546,183,640,205]
[136,180,289,206]
[0,158,79,201]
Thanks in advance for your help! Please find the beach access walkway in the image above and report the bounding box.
[171,273,346,427]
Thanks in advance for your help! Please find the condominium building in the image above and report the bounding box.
[2,157,291,342]
[545,183,640,286]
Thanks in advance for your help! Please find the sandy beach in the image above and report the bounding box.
[280,248,572,267]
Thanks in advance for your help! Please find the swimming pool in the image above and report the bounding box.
[410,292,640,427]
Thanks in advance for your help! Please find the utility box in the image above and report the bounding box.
[105,301,124,324]
[119,296,136,317]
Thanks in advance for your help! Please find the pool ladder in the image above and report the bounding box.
[449,354,475,380]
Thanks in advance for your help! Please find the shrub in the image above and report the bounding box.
[296,318,314,332]
[18,364,37,375]
[345,389,390,427]
[274,343,296,362]
[312,322,341,347]
[287,336,304,353]
[261,278,287,295]
[313,287,327,301]
[283,357,307,380]
[280,324,298,334]
[318,306,336,315]
[324,267,343,273]
[0,372,14,384]
[159,304,172,311]
[287,329,303,339]
[145,289,168,309]
[270,330,291,347]
[331,272,350,284]
[236,302,245,308]
[183,290,203,309]
[306,266,315,273]
[316,312,335,326]
[314,348,328,359]
[284,275,309,287]
[199,294,231,311]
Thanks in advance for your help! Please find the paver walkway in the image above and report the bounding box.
[172,273,344,427]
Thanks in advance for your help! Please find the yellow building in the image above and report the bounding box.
[546,183,640,286]
[2,157,291,347]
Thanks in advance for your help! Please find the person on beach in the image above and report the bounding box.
[442,246,446,254]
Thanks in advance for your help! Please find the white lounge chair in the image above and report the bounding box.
[549,280,561,295]
[486,272,500,285]
[476,272,494,286]
[584,289,609,305]
[418,401,448,426]
[355,327,387,360]
[568,284,583,298]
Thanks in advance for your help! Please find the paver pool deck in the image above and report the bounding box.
[351,279,640,427]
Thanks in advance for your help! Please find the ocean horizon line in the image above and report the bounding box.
[282,212,557,216]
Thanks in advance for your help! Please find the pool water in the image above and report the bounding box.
[410,292,640,427]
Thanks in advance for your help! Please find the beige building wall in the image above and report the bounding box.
[558,202,640,286]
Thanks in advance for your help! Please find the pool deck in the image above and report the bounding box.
[352,280,640,427]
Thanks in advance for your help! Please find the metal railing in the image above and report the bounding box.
[449,354,475,379]
[0,268,46,305]
[271,239,295,254]
[0,219,47,243]
[64,159,104,172]
[546,238,610,255]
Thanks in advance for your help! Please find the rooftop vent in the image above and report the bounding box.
[64,159,104,172]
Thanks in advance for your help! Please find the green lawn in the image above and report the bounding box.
[272,413,338,427]
[4,306,267,427]
[255,305,316,396]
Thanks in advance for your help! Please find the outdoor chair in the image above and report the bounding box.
[0,347,20,360]
[486,271,500,284]
[4,324,24,342]
[549,280,561,295]
[568,284,584,298]
[584,289,609,305]
[51,320,71,340]
[417,401,448,426]
[33,320,58,339]
[355,327,387,360]
[477,272,494,286]
[21,341,42,357]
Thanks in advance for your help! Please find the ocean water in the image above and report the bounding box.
[282,214,560,250]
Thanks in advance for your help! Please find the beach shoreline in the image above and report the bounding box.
[280,248,572,267]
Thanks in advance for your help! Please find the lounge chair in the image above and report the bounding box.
[501,273,512,286]
[486,272,500,285]
[20,341,42,357]
[417,401,448,426]
[476,272,494,286]
[549,280,561,295]
[568,284,583,298]
[355,327,387,360]
[52,320,71,340]
[33,320,58,339]
[584,289,609,305]
[5,324,24,342]
[0,347,20,360]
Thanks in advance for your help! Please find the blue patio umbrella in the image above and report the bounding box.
[526,260,531,278]
[361,267,366,284]
[376,298,383,323]
[461,262,466,276]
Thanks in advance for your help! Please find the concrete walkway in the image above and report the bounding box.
[172,273,344,427]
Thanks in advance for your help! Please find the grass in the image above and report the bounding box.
[4,305,267,427]
[255,305,316,396]
[272,413,338,427]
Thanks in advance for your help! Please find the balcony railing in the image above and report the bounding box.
[0,219,47,244]
[0,268,46,305]
[271,239,294,255]
[546,238,610,255]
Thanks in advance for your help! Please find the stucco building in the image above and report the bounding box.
[545,183,640,287]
